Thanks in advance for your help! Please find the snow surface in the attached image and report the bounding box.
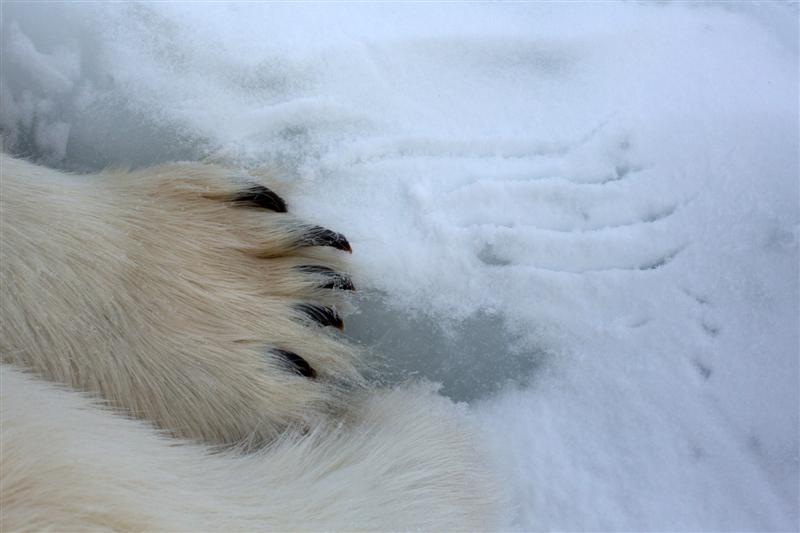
[2,2,798,531]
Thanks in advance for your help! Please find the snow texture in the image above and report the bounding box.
[1,3,797,531]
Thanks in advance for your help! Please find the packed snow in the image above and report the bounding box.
[2,3,797,531]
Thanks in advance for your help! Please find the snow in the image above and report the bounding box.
[2,2,797,531]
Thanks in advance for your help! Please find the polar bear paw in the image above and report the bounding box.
[0,156,365,448]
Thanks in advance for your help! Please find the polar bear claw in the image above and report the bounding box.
[0,153,502,531]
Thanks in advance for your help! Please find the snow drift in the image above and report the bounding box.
[1,3,797,530]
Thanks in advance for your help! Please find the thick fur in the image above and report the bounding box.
[0,154,501,530]
[1,368,497,531]
[1,155,361,446]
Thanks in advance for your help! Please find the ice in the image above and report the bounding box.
[2,2,797,530]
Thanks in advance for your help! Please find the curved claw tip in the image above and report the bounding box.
[271,349,316,379]
[295,266,355,291]
[232,185,287,213]
[294,303,344,330]
[302,226,352,253]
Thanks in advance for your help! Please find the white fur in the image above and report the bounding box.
[1,154,361,446]
[0,154,502,530]
[1,366,499,531]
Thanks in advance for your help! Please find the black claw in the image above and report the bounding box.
[272,349,316,378]
[231,185,287,213]
[295,265,355,291]
[294,303,343,330]
[300,226,351,253]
